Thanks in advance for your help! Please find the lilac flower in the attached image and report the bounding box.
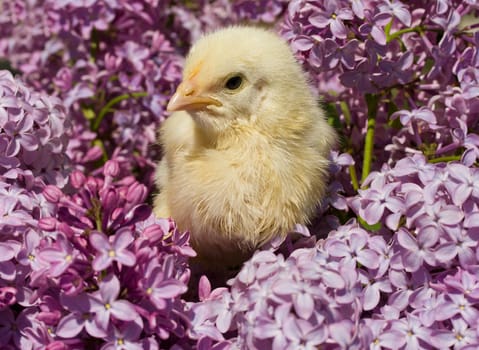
[90,228,136,271]
[3,117,38,154]
[442,269,479,300]
[447,163,479,205]
[359,268,392,311]
[435,224,477,268]
[357,182,404,227]
[392,107,437,126]
[140,256,187,309]
[397,227,438,272]
[361,319,404,350]
[391,314,433,349]
[325,231,380,269]
[431,317,478,349]
[38,234,78,277]
[100,317,149,350]
[56,293,107,338]
[441,293,479,324]
[89,274,139,332]
[308,0,353,39]
[254,303,294,349]
[378,0,411,26]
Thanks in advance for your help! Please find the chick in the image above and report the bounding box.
[154,26,337,266]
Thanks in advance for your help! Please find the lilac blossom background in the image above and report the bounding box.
[1,0,479,349]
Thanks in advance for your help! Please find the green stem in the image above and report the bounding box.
[92,91,148,131]
[339,101,351,126]
[361,94,378,184]
[349,164,359,191]
[387,25,423,43]
[428,155,462,164]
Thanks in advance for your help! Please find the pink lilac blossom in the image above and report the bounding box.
[1,0,479,349]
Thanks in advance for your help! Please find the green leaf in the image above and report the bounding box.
[359,217,382,232]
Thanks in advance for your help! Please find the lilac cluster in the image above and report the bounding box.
[0,70,70,186]
[190,155,479,349]
[1,157,195,348]
[282,0,479,168]
[0,69,69,320]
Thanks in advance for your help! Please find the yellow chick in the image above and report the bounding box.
[154,26,337,266]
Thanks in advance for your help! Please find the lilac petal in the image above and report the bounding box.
[100,274,120,301]
[294,293,314,319]
[380,330,406,349]
[55,313,84,338]
[0,261,15,280]
[418,226,439,248]
[309,13,331,28]
[113,228,134,249]
[195,325,224,342]
[291,36,314,51]
[322,270,345,289]
[439,208,463,225]
[216,310,233,333]
[19,133,38,151]
[415,108,436,123]
[357,249,380,269]
[0,243,16,261]
[352,0,365,18]
[283,317,302,341]
[337,8,353,20]
[397,229,417,251]
[198,275,211,301]
[435,302,458,320]
[326,240,350,258]
[92,253,112,271]
[273,280,299,294]
[362,201,384,225]
[453,184,472,205]
[435,243,457,262]
[255,322,280,339]
[430,330,456,349]
[458,248,475,267]
[153,280,187,299]
[90,232,110,251]
[403,251,422,272]
[386,212,402,230]
[464,212,479,228]
[111,300,138,321]
[39,249,66,263]
[385,197,404,213]
[330,18,348,39]
[363,284,380,311]
[371,25,387,45]
[94,308,110,331]
[329,321,353,346]
[272,334,288,350]
[115,250,136,266]
[394,7,412,26]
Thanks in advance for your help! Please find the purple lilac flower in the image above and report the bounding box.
[90,229,136,271]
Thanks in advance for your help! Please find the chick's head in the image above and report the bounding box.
[167,26,312,135]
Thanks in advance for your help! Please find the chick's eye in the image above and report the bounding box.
[225,75,243,90]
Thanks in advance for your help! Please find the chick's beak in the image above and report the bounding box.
[167,80,222,112]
